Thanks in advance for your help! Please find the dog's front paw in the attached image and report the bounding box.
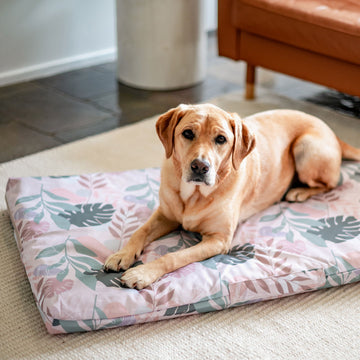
[104,249,136,272]
[121,264,161,290]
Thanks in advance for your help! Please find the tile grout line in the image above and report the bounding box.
[31,80,121,117]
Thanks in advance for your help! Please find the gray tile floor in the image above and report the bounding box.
[0,33,359,163]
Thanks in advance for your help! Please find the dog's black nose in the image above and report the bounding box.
[191,159,210,175]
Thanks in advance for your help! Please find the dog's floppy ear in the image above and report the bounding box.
[230,113,256,170]
[156,105,188,158]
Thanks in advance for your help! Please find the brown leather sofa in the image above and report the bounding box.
[218,0,360,99]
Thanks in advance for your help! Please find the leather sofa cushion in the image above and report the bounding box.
[232,0,360,65]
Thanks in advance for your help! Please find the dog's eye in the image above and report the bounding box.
[215,135,227,144]
[182,129,195,140]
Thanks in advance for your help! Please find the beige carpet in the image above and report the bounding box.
[1,91,359,360]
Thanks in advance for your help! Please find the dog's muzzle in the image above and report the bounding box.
[188,159,211,185]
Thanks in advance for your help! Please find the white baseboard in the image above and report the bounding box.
[0,47,117,87]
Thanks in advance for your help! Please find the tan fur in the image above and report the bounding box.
[104,104,360,289]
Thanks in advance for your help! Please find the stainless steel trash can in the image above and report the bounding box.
[116,0,206,90]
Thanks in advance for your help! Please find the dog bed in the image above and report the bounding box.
[5,162,360,334]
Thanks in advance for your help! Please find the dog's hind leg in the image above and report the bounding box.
[286,132,342,202]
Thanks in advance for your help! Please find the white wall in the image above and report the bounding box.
[205,0,217,32]
[0,0,217,87]
[0,0,116,86]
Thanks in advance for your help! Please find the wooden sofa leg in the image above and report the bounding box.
[245,63,256,100]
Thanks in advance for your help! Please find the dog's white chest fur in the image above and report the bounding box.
[179,181,215,232]
[180,181,196,202]
[180,181,213,202]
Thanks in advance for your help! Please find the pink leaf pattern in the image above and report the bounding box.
[108,204,142,247]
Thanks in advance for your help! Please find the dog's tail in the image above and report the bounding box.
[338,137,360,161]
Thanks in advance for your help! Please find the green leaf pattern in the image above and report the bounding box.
[124,174,160,210]
[35,236,102,290]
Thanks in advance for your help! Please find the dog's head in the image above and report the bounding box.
[156,104,255,188]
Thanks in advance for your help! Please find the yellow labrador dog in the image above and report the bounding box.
[105,104,360,289]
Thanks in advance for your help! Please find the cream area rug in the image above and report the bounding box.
[0,90,359,360]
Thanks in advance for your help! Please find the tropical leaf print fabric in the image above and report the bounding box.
[5,162,360,334]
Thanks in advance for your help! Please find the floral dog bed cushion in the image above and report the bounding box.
[5,162,360,334]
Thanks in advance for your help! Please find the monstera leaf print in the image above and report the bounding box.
[84,261,144,288]
[342,162,360,183]
[307,216,360,243]
[59,203,115,227]
[201,243,255,269]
